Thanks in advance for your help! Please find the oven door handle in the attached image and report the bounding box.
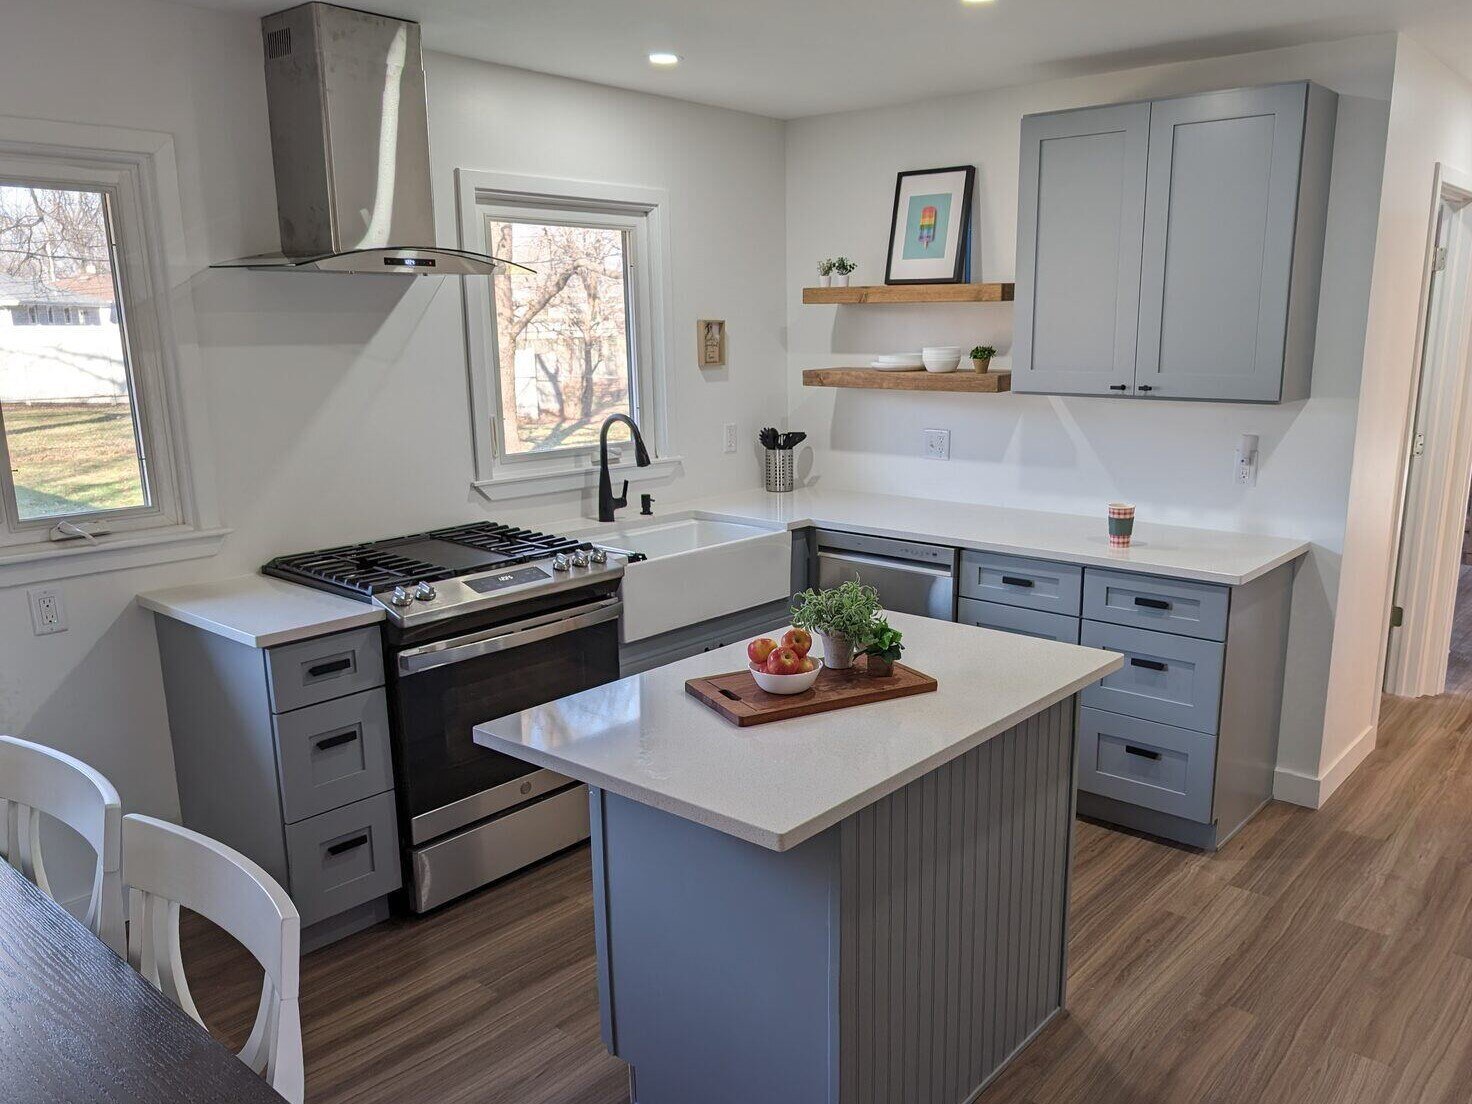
[396,597,622,675]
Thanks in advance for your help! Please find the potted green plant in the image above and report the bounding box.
[860,619,904,677]
[970,345,996,373]
[832,256,858,288]
[790,580,880,670]
[817,258,836,288]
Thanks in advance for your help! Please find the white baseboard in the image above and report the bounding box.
[1273,723,1377,808]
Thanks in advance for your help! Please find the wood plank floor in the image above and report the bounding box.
[186,654,1472,1102]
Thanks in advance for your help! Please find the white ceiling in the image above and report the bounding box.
[180,0,1472,118]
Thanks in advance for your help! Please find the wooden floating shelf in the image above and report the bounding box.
[802,282,1015,305]
[803,368,1012,393]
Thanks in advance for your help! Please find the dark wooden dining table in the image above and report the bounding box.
[0,859,287,1103]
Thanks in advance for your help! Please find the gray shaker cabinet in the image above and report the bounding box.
[1014,81,1337,403]
[1013,102,1149,397]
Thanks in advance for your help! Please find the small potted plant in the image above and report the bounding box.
[790,580,880,670]
[817,258,836,288]
[970,345,996,373]
[861,619,904,678]
[832,257,858,288]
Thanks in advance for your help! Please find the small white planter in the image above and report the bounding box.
[833,273,850,288]
[819,273,833,288]
[816,631,856,670]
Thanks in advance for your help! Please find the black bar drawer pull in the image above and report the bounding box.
[307,656,353,679]
[326,834,369,857]
[1001,575,1036,588]
[1133,596,1172,611]
[314,728,359,752]
[1130,657,1168,671]
[1108,384,1128,391]
[1124,745,1162,761]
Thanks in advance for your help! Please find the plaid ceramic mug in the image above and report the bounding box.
[1108,503,1135,548]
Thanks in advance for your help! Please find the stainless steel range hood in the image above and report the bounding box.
[215,3,529,277]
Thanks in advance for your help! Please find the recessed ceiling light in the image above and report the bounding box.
[961,0,996,5]
[648,52,681,67]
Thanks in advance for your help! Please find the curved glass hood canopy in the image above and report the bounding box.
[216,4,528,279]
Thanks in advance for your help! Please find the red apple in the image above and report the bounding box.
[747,637,778,666]
[766,647,802,676]
[781,628,812,658]
[799,657,817,673]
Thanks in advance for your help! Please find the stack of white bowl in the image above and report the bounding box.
[921,346,963,373]
[871,354,924,372]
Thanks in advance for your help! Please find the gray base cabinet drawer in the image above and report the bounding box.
[959,551,1082,615]
[266,626,384,714]
[1082,568,1228,641]
[1081,620,1224,733]
[957,597,1080,644]
[285,790,401,927]
[274,688,394,824]
[1078,707,1215,823]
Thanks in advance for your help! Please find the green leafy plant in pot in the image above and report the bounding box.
[790,580,880,670]
[969,345,996,373]
[861,619,904,678]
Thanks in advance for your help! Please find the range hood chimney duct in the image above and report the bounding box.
[214,3,529,277]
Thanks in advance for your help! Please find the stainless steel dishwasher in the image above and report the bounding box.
[814,530,958,621]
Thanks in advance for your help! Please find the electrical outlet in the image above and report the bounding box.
[27,587,67,636]
[722,422,738,454]
[923,428,951,460]
[1234,433,1259,486]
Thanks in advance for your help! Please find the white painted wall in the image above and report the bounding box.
[0,0,786,901]
[784,36,1397,799]
[1317,39,1472,801]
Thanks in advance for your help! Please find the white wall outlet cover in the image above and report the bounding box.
[27,586,67,635]
[1235,433,1260,486]
[923,428,951,460]
[722,422,738,453]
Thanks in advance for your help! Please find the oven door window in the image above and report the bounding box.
[391,618,619,819]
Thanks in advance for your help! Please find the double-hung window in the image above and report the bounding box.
[458,172,674,498]
[0,150,183,551]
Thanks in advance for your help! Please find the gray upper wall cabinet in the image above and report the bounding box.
[1013,81,1338,403]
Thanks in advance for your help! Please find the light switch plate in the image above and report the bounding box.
[27,587,67,635]
[923,428,951,460]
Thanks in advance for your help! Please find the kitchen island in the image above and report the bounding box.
[475,613,1121,1104]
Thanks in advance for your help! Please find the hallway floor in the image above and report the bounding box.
[186,680,1472,1103]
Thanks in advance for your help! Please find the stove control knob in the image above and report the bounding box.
[590,547,608,565]
[414,581,437,602]
[572,549,590,568]
[389,585,414,607]
[551,554,571,572]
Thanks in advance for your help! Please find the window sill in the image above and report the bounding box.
[472,456,684,502]
[0,525,232,588]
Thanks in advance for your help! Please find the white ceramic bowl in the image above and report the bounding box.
[922,346,963,357]
[922,354,961,373]
[749,662,821,695]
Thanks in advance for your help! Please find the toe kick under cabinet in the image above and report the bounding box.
[958,550,1294,849]
[153,619,401,949]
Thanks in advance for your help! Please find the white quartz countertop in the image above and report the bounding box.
[474,612,1122,851]
[136,575,383,648]
[652,489,1308,586]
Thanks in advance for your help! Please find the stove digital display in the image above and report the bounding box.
[466,566,550,593]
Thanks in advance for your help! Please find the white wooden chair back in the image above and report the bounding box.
[0,733,124,955]
[122,814,304,1104]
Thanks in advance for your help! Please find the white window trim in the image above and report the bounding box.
[0,115,226,585]
[455,169,681,501]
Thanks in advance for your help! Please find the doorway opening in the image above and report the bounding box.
[1386,164,1472,698]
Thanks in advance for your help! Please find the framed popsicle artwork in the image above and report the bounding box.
[884,165,975,285]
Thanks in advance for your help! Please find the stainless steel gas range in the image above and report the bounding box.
[264,522,631,912]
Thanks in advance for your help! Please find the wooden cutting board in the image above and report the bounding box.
[685,661,938,727]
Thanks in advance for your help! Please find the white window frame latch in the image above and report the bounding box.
[48,520,111,544]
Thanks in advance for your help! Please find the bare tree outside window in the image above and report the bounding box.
[488,220,634,455]
[0,182,149,520]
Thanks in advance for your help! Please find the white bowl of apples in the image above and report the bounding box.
[747,629,821,694]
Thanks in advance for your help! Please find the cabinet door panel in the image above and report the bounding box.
[1014,103,1150,396]
[1135,84,1307,401]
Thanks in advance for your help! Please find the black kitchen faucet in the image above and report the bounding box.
[597,413,652,522]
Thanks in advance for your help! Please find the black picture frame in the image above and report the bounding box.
[883,165,976,285]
